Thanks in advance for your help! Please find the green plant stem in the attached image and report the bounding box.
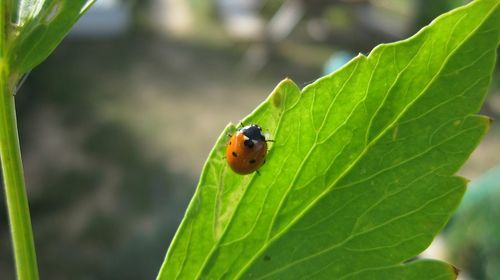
[0,69,40,280]
[0,5,40,279]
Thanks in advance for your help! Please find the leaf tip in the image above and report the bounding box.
[355,52,367,60]
[477,115,494,130]
[281,77,299,88]
[487,116,494,126]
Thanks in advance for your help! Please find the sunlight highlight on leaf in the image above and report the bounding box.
[8,0,96,76]
[15,0,44,25]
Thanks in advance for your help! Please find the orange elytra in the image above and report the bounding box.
[226,124,270,175]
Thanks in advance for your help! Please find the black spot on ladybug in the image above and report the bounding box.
[229,141,232,145]
[232,152,237,157]
[244,139,254,148]
[264,255,271,261]
[249,159,256,164]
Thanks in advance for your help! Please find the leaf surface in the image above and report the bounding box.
[8,0,95,75]
[158,0,500,279]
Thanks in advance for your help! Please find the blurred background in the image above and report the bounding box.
[0,0,499,279]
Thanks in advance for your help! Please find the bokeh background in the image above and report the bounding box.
[0,0,499,279]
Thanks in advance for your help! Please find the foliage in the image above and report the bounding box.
[158,0,500,279]
[0,1,95,279]
[7,0,95,83]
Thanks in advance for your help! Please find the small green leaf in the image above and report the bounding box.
[8,0,95,75]
[158,0,499,279]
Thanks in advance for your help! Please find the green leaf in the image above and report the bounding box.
[158,0,500,279]
[8,0,95,76]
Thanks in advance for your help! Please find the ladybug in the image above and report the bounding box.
[226,124,271,175]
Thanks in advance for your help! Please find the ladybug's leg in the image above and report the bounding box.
[256,170,261,176]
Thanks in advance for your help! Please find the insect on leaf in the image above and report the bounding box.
[158,0,500,279]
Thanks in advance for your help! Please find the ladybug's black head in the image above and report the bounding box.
[240,124,266,141]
